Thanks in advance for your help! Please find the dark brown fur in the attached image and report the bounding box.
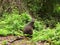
[23,19,35,37]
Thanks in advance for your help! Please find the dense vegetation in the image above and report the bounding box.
[0,0,60,45]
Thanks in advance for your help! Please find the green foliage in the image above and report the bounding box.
[34,20,44,31]
[2,40,8,45]
[32,28,55,42]
[0,10,60,45]
[54,4,60,13]
[31,22,60,45]
[1,10,60,45]
[23,0,60,22]
[0,0,60,45]
[0,11,31,36]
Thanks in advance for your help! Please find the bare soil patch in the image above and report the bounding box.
[0,36,47,45]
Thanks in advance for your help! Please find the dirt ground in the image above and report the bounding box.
[0,36,48,45]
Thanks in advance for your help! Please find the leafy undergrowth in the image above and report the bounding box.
[0,10,32,36]
[32,23,60,45]
[0,9,60,45]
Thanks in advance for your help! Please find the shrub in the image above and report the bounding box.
[0,11,31,36]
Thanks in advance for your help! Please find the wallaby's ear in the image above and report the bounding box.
[31,18,35,23]
[32,18,35,21]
